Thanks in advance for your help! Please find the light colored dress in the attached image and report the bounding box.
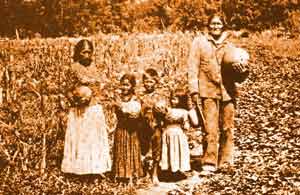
[61,104,111,175]
[160,108,191,172]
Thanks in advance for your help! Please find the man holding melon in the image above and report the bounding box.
[187,13,250,175]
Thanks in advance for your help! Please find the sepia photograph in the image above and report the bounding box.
[0,0,299,194]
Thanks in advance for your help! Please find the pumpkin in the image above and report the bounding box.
[223,46,249,66]
[222,46,250,82]
[121,100,141,118]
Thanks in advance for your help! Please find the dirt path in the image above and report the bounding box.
[137,175,204,195]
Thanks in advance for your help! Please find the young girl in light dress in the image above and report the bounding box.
[154,89,194,177]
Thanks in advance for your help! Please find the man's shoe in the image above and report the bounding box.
[217,162,235,174]
[199,164,217,176]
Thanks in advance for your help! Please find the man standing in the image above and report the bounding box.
[188,14,249,175]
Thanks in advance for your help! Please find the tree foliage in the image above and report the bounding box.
[222,0,300,30]
[1,0,300,37]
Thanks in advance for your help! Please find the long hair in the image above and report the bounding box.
[73,39,94,62]
[207,13,228,30]
[170,88,188,109]
[120,73,136,94]
[120,73,136,87]
[142,68,159,82]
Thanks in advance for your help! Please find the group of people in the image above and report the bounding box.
[60,14,250,186]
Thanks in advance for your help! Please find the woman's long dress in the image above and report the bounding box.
[61,104,111,174]
[160,108,191,172]
[112,97,143,178]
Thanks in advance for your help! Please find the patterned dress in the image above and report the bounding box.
[112,97,143,178]
[160,108,191,172]
[61,104,111,174]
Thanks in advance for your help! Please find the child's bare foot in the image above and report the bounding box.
[99,173,106,179]
[152,162,160,185]
[128,177,133,187]
[152,176,160,186]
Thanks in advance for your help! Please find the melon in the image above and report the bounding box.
[222,46,250,82]
[121,100,141,118]
[223,46,249,66]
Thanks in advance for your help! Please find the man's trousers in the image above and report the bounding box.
[201,98,235,168]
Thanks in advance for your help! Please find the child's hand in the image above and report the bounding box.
[188,108,199,127]
[107,127,115,134]
[153,100,168,115]
[191,93,200,105]
[183,112,191,130]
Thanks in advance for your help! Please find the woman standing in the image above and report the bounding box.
[61,86,111,175]
[66,39,102,105]
[112,73,143,185]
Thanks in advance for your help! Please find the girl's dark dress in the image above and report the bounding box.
[112,96,143,178]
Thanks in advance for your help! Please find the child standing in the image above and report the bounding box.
[155,90,191,177]
[112,73,143,185]
[140,68,167,184]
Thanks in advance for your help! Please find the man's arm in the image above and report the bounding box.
[187,36,202,96]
